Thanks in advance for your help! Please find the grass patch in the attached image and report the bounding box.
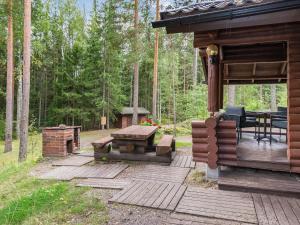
[0,134,108,225]
[0,183,67,224]
[176,141,192,148]
[187,170,217,188]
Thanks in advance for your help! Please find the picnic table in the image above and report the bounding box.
[111,125,158,153]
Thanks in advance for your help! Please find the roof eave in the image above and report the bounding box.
[152,0,300,29]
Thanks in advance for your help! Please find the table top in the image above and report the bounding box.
[111,125,158,140]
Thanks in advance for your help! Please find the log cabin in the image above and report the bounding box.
[152,0,300,179]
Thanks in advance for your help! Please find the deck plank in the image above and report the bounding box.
[219,170,300,197]
[175,187,257,224]
[52,156,94,166]
[166,213,254,225]
[252,193,300,225]
[109,180,186,211]
[75,178,130,189]
[132,165,190,184]
[171,155,195,168]
[38,164,128,180]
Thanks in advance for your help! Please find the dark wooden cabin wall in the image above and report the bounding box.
[217,120,238,166]
[289,39,300,173]
[192,121,208,163]
[192,120,237,167]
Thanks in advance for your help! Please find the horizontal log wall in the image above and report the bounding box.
[217,120,238,166]
[192,120,237,167]
[192,121,208,163]
[289,39,300,173]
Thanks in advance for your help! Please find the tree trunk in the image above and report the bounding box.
[4,0,14,153]
[228,85,236,106]
[16,74,22,139]
[193,48,198,87]
[19,0,31,162]
[270,84,277,111]
[152,0,159,120]
[132,0,139,125]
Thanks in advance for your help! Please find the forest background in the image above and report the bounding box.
[0,0,287,139]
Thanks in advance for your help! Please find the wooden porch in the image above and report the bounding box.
[235,134,289,172]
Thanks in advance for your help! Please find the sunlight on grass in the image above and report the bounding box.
[0,133,108,225]
[0,134,42,172]
[176,141,192,148]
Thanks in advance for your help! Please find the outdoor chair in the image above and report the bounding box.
[223,106,259,143]
[270,107,287,144]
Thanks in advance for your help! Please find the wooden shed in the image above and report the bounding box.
[153,0,300,174]
[115,107,150,128]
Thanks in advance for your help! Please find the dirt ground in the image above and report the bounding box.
[29,130,210,225]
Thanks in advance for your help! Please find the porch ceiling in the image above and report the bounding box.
[201,42,288,85]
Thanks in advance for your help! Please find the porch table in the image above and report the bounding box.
[111,125,158,153]
[255,111,277,143]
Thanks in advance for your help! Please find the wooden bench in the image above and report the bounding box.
[156,135,175,157]
[92,136,114,154]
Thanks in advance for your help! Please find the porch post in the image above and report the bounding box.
[206,44,220,179]
[207,44,220,115]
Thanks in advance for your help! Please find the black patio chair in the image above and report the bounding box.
[223,106,259,142]
[270,106,287,144]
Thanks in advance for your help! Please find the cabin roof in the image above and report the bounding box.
[120,107,150,115]
[152,0,300,32]
[160,0,265,20]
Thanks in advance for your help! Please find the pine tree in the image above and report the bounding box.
[4,0,14,153]
[19,0,32,162]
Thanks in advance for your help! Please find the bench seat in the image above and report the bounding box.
[92,136,114,154]
[156,135,175,156]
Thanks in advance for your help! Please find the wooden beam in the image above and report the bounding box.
[253,63,257,76]
[224,61,286,66]
[224,64,229,76]
[194,23,300,48]
[281,62,287,75]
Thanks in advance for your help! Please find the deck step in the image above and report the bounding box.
[218,169,300,198]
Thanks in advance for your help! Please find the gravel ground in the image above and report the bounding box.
[85,188,170,225]
[29,135,215,225]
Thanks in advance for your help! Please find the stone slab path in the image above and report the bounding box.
[39,164,128,181]
[132,165,190,184]
[52,156,94,166]
[170,155,196,168]
[109,180,187,211]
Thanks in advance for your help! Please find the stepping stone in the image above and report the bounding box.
[109,180,187,211]
[76,178,131,189]
[171,155,196,168]
[132,165,190,184]
[52,156,94,166]
[39,164,128,181]
[175,186,257,224]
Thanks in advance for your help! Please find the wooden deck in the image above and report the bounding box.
[39,164,128,181]
[109,180,186,210]
[170,155,196,168]
[166,213,252,225]
[253,193,300,225]
[52,155,94,166]
[219,169,300,198]
[175,186,258,224]
[132,165,190,184]
[235,135,290,172]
